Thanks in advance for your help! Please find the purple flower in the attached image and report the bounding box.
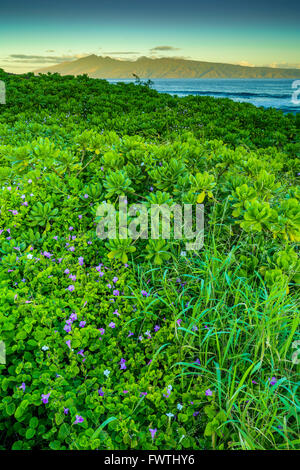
[269,377,277,386]
[120,358,127,370]
[78,256,84,266]
[64,268,70,274]
[127,331,134,337]
[99,328,105,335]
[70,312,77,322]
[109,322,116,328]
[113,276,118,283]
[78,214,82,219]
[64,324,72,333]
[84,194,89,199]
[98,387,104,396]
[79,321,86,328]
[205,389,213,396]
[141,290,148,297]
[149,428,157,439]
[41,392,51,404]
[69,246,75,252]
[19,382,26,392]
[176,319,182,326]
[64,408,69,415]
[66,340,71,349]
[69,226,74,231]
[74,415,84,424]
[154,325,160,332]
[67,285,75,292]
[113,289,120,296]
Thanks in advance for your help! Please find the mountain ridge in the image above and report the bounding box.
[35,55,300,79]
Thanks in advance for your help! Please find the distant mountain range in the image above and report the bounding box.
[35,55,300,79]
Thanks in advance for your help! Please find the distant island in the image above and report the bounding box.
[35,55,300,79]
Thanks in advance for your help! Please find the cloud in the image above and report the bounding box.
[237,61,255,67]
[102,51,140,55]
[268,62,300,69]
[4,54,88,64]
[150,46,180,52]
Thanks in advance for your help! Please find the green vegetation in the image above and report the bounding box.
[0,70,299,450]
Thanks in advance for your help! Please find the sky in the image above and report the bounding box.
[0,0,299,73]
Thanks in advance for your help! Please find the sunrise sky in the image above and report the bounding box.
[1,0,299,73]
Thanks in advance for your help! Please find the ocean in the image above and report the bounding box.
[108,78,300,113]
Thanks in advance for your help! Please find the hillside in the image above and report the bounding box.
[35,55,300,79]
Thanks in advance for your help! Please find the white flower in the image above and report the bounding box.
[104,369,110,377]
[41,345,49,351]
[180,251,187,257]
[27,254,33,260]
[166,413,174,418]
[177,403,183,410]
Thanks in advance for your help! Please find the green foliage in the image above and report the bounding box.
[0,70,299,451]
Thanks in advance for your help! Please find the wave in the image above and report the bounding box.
[160,90,290,99]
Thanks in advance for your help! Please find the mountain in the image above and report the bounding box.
[35,55,300,79]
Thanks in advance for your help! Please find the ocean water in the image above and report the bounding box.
[108,78,300,113]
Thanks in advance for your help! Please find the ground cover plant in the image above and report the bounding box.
[0,69,299,450]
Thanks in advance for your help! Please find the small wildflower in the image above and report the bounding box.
[269,377,277,386]
[149,428,157,439]
[74,415,84,424]
[41,393,51,404]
